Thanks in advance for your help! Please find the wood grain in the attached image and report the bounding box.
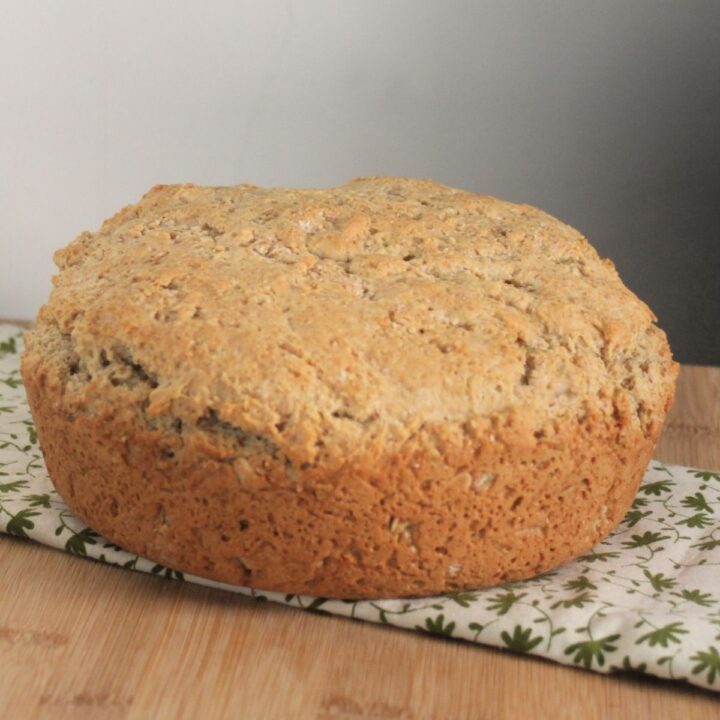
[1,363,718,720]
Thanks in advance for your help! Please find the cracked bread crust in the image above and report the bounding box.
[21,177,678,598]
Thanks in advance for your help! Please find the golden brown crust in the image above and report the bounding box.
[21,177,678,598]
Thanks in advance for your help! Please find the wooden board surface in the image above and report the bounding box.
[1,360,719,720]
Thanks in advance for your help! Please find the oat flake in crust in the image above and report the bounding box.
[21,177,678,598]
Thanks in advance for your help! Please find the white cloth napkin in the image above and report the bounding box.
[2,324,718,691]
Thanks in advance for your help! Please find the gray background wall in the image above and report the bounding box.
[1,1,718,364]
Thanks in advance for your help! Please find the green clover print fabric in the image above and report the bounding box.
[1,324,719,691]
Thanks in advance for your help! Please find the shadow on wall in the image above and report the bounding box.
[553,7,720,366]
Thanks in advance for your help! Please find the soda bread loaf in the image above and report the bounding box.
[21,177,678,598]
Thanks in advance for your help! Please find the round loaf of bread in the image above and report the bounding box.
[22,177,678,598]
